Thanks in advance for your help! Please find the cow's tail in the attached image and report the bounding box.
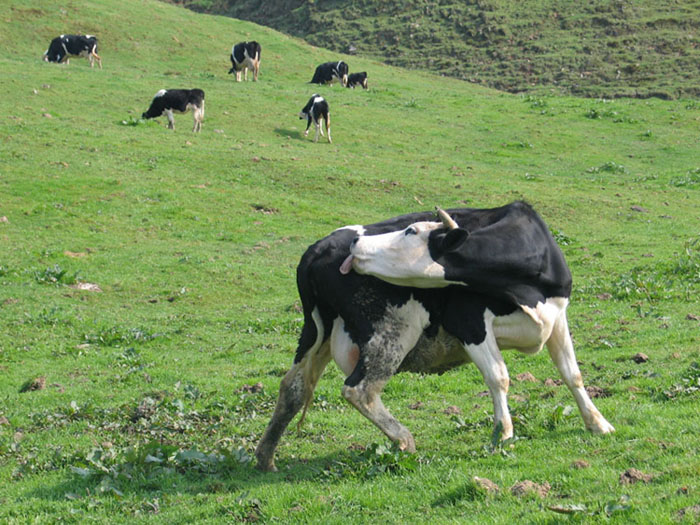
[293,257,324,364]
[293,254,329,430]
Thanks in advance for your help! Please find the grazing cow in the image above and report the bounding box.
[228,41,261,82]
[346,72,368,89]
[299,94,331,143]
[141,89,205,132]
[310,61,349,87]
[256,202,614,471]
[43,34,102,69]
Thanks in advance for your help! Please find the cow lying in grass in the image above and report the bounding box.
[141,89,205,132]
[256,202,614,471]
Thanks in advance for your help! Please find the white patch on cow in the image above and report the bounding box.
[155,89,167,98]
[350,221,458,287]
[330,317,360,377]
[165,109,175,129]
[313,96,323,104]
[463,309,514,439]
[335,224,366,235]
[366,297,431,359]
[493,297,568,354]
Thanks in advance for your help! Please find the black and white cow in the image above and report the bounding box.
[346,72,368,89]
[256,202,614,471]
[141,89,205,132]
[309,61,349,87]
[228,41,261,82]
[299,94,331,143]
[43,34,102,69]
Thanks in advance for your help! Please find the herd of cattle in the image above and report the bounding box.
[43,35,367,138]
[42,32,615,471]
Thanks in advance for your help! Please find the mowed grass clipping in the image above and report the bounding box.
[1,0,699,523]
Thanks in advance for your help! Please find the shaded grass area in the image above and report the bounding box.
[1,0,699,522]
[174,0,700,99]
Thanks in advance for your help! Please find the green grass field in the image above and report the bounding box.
[1,0,699,522]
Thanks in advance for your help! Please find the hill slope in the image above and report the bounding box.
[172,0,700,99]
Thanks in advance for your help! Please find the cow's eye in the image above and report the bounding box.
[405,227,417,236]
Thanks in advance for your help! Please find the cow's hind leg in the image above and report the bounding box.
[192,106,203,133]
[546,312,615,434]
[325,113,332,143]
[255,340,331,471]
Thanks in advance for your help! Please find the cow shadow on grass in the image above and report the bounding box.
[28,448,371,503]
[274,127,303,140]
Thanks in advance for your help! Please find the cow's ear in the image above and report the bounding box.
[440,228,469,253]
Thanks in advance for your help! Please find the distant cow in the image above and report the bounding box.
[347,72,368,89]
[255,202,614,471]
[43,34,102,69]
[229,41,261,82]
[299,94,331,143]
[310,61,348,87]
[142,89,205,132]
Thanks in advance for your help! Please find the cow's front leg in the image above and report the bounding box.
[255,341,331,471]
[342,378,416,452]
[546,313,615,434]
[313,121,321,142]
[165,109,175,130]
[341,307,425,451]
[463,332,513,440]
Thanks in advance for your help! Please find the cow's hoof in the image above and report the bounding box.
[255,459,277,472]
[589,419,615,434]
[398,433,416,453]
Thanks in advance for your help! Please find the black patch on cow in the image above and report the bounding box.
[441,289,518,345]
[229,41,261,73]
[347,72,368,89]
[142,89,205,119]
[309,61,349,85]
[299,94,329,133]
[44,34,98,63]
[427,201,572,307]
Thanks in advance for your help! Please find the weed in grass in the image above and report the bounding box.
[661,362,700,399]
[670,168,700,188]
[673,237,700,283]
[82,326,159,347]
[586,161,628,174]
[33,264,79,285]
[546,404,576,431]
[360,442,418,478]
[550,228,574,246]
[69,441,253,496]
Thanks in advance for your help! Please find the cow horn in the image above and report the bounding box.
[436,207,458,230]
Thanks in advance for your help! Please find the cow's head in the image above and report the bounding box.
[340,208,469,288]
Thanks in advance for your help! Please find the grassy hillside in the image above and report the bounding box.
[173,0,700,99]
[1,0,700,522]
